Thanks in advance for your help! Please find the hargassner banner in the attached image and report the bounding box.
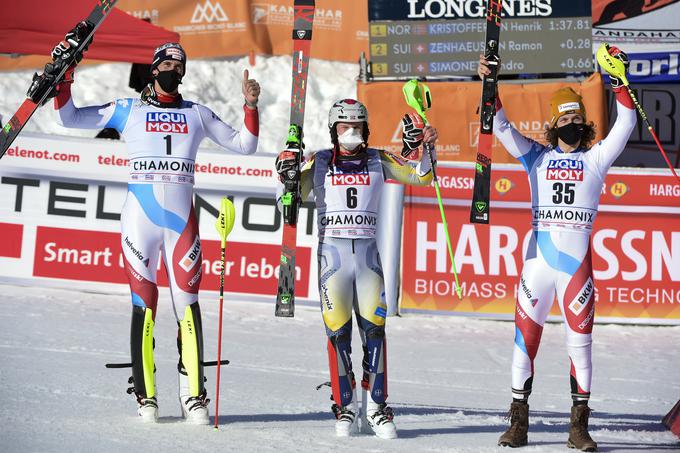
[401,163,680,325]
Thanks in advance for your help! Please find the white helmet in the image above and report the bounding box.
[328,99,368,129]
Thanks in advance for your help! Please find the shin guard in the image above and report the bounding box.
[366,329,387,404]
[131,306,155,398]
[327,333,354,408]
[178,302,205,397]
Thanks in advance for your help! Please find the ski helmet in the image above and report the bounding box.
[151,42,186,75]
[328,99,368,129]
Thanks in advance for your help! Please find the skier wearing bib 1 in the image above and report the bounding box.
[276,99,437,439]
[478,47,636,451]
[49,26,260,424]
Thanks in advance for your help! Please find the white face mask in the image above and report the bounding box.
[337,127,364,151]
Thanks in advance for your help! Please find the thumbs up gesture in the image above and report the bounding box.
[242,69,261,109]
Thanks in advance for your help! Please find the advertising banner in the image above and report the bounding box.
[605,84,680,168]
[357,73,607,163]
[116,0,368,63]
[592,0,680,74]
[401,163,680,324]
[0,133,318,305]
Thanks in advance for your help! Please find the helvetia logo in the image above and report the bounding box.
[191,0,228,23]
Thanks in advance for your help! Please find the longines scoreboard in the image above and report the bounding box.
[369,0,593,78]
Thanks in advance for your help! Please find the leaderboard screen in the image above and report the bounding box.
[368,0,593,78]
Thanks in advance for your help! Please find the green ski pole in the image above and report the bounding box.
[402,79,463,299]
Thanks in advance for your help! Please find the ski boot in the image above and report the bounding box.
[568,405,598,452]
[332,402,359,437]
[498,401,529,447]
[127,376,158,423]
[361,386,397,440]
[178,367,210,425]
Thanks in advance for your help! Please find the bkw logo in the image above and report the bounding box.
[191,0,228,23]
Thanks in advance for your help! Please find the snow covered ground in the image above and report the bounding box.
[0,283,678,452]
[0,56,358,156]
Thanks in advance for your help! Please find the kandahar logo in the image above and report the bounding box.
[475,201,487,212]
[191,0,228,23]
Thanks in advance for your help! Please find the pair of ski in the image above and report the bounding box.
[0,0,118,159]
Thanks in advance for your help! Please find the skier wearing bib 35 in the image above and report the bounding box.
[50,26,260,424]
[478,47,636,451]
[276,99,437,438]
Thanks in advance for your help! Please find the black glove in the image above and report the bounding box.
[51,21,94,65]
[275,150,299,183]
[401,112,425,158]
[606,46,629,89]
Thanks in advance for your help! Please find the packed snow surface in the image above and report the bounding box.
[0,284,678,452]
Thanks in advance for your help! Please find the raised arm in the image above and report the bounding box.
[590,47,637,172]
[478,55,546,172]
[53,67,120,130]
[380,148,434,187]
[197,104,259,155]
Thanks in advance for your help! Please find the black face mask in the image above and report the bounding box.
[155,70,182,93]
[557,122,585,147]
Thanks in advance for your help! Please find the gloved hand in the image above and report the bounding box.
[275,150,299,182]
[606,45,629,89]
[401,112,425,159]
[51,21,94,65]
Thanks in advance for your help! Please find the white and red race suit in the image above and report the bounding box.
[54,84,258,323]
[493,87,636,402]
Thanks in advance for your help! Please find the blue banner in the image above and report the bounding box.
[600,52,680,84]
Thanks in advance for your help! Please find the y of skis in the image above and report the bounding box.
[469,0,502,224]
[275,0,315,318]
[0,0,119,159]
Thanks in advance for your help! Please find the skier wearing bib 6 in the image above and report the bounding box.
[478,46,636,451]
[50,27,260,424]
[276,99,437,438]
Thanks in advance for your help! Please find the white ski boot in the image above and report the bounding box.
[178,371,210,425]
[333,388,359,437]
[362,391,397,439]
[137,396,159,423]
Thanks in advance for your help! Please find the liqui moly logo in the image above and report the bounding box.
[547,159,583,181]
[146,112,188,134]
[331,173,370,185]
[179,236,201,271]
